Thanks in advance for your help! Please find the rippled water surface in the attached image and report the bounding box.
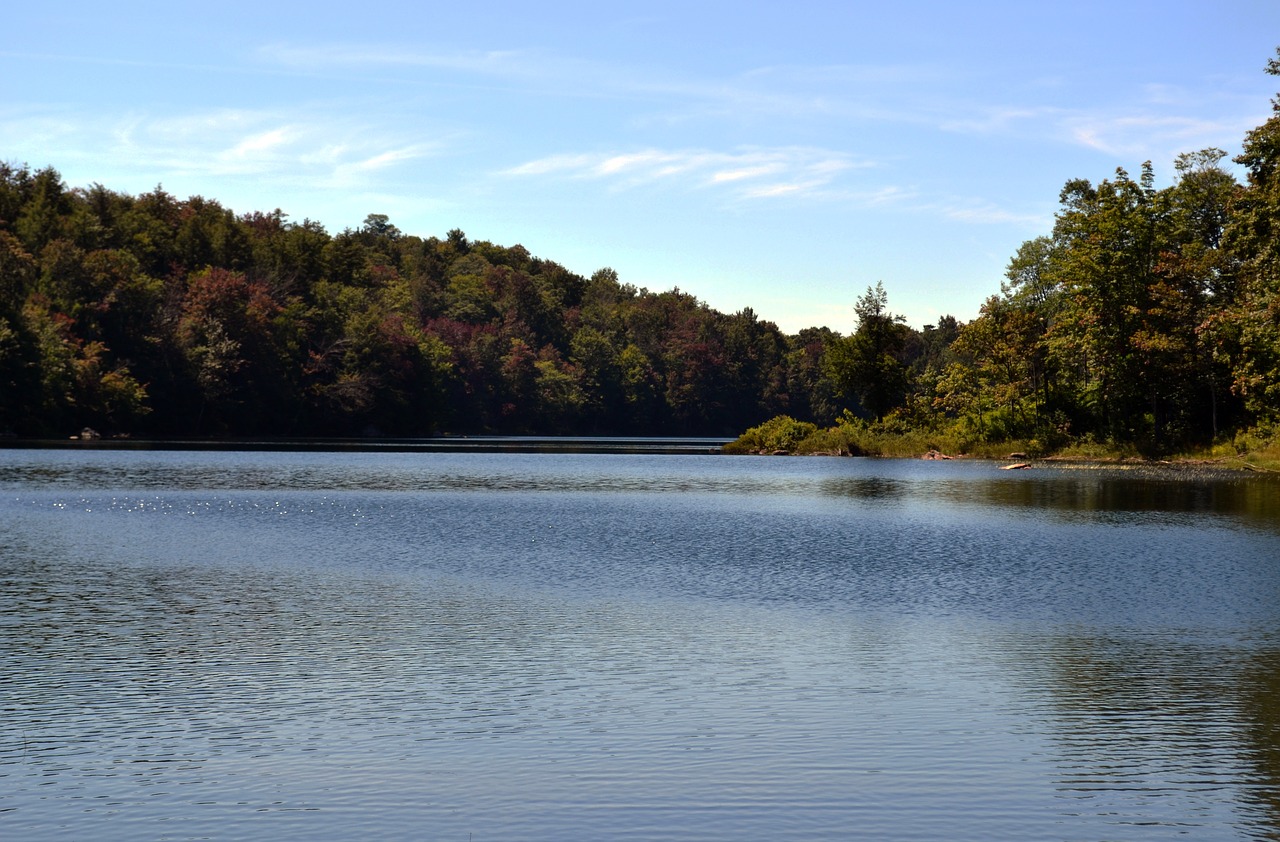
[2,449,1280,840]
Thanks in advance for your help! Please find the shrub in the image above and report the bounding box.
[793,425,863,456]
[723,415,818,454]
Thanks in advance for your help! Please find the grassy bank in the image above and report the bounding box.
[723,414,1280,472]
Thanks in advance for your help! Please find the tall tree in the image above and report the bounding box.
[1047,165,1161,440]
[1223,49,1280,424]
[826,282,910,419]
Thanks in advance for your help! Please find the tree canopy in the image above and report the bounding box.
[0,172,830,438]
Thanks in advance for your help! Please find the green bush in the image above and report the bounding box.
[793,425,863,455]
[723,415,819,454]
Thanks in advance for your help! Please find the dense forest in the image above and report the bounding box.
[4,53,1280,451]
[0,168,839,439]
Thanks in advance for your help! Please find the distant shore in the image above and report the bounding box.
[0,435,734,455]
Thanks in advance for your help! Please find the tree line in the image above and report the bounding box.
[4,50,1280,448]
[0,171,843,438]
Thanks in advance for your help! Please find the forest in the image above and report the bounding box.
[3,54,1280,455]
[0,169,832,439]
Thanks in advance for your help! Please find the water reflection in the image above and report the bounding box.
[952,469,1280,523]
[1240,648,1280,830]
[816,462,1280,527]
[999,630,1280,836]
[818,475,909,501]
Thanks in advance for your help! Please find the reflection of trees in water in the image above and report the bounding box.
[950,469,1280,525]
[818,476,908,501]
[1240,651,1280,826]
[814,467,1280,528]
[1007,632,1280,834]
[760,466,1272,533]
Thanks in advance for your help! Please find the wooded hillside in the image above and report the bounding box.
[0,173,844,438]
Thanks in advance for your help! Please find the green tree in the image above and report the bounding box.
[569,325,621,430]
[1223,49,1280,424]
[826,282,910,419]
[15,167,71,253]
[1047,165,1160,441]
[1148,148,1240,440]
[617,343,660,432]
[949,296,1047,439]
[0,232,40,433]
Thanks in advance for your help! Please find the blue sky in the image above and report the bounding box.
[4,1,1280,333]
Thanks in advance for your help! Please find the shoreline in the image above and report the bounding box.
[3,435,1277,473]
[734,446,1280,474]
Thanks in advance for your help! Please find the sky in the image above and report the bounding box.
[4,1,1280,334]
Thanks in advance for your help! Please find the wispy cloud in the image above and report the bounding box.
[825,185,919,208]
[503,146,871,201]
[1064,113,1251,159]
[939,106,1060,136]
[935,199,1051,227]
[223,126,298,160]
[254,37,1266,169]
[255,41,952,127]
[256,42,607,98]
[710,164,786,183]
[259,43,539,77]
[742,63,947,87]
[259,40,1232,166]
[1,105,442,189]
[740,181,813,199]
[330,145,438,186]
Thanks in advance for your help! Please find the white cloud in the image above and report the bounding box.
[938,201,1050,227]
[503,146,870,200]
[352,147,433,172]
[839,185,917,207]
[329,145,438,187]
[254,41,954,130]
[596,151,688,176]
[502,155,582,176]
[224,126,297,159]
[740,181,811,198]
[940,106,1059,136]
[260,43,525,73]
[1064,112,1252,160]
[711,164,785,183]
[1,104,440,191]
[256,42,589,92]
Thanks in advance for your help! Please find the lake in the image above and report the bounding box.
[2,447,1279,840]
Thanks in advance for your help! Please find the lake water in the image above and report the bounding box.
[2,448,1279,840]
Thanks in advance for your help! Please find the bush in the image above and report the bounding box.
[723,415,818,454]
[793,424,864,456]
